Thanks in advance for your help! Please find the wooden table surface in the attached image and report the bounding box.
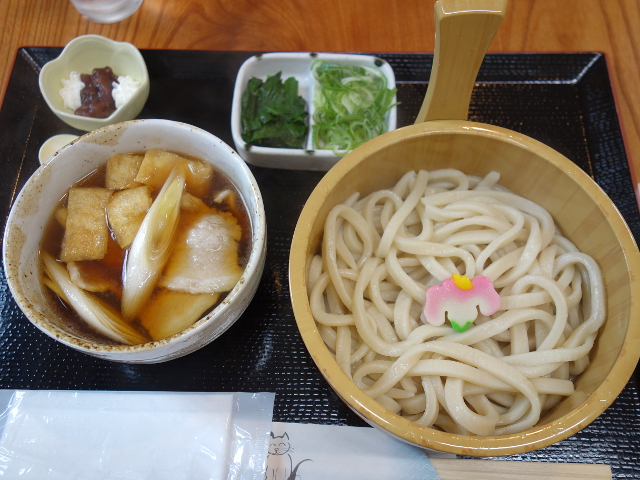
[1,0,639,195]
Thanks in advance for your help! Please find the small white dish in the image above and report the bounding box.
[39,35,150,131]
[231,52,397,171]
[38,134,79,164]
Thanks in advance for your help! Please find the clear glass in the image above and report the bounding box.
[69,0,143,24]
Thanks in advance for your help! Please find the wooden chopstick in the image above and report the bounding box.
[430,458,612,480]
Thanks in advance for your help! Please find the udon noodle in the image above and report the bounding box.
[307,169,605,436]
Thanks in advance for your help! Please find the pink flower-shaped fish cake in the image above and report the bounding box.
[424,274,500,332]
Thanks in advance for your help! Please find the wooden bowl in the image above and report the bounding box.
[289,119,640,456]
[289,0,640,456]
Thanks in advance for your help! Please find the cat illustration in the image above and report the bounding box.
[264,432,312,480]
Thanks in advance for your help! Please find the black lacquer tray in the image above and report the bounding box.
[1,49,639,475]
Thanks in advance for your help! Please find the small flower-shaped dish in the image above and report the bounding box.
[39,35,150,131]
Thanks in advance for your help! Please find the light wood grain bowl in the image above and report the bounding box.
[289,119,640,456]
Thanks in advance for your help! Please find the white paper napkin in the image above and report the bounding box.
[265,422,450,480]
[0,390,275,480]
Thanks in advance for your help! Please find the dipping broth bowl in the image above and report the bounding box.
[3,119,266,363]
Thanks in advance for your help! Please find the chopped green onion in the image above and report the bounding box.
[312,60,397,154]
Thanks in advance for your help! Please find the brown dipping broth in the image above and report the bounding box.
[39,151,253,345]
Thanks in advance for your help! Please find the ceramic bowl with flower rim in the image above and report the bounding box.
[39,35,150,131]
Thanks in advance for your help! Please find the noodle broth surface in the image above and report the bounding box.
[40,150,252,345]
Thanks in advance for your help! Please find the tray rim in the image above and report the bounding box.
[0,48,638,475]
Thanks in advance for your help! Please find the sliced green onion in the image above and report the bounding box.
[312,60,398,153]
[42,252,148,345]
[122,167,186,320]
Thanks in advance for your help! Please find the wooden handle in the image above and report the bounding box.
[430,458,613,479]
[415,0,507,123]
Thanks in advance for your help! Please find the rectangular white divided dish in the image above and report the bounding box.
[231,52,397,171]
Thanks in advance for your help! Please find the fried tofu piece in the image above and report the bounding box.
[180,192,209,213]
[139,290,220,341]
[60,187,111,262]
[159,208,243,294]
[106,186,153,248]
[135,148,213,198]
[105,154,144,190]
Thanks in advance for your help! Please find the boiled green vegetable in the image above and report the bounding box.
[312,60,397,153]
[241,72,308,148]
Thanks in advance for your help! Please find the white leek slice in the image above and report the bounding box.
[42,253,148,345]
[43,276,68,303]
[121,167,186,320]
